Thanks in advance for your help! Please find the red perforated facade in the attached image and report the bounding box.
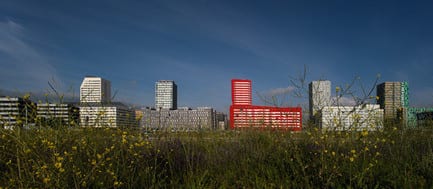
[231,79,252,106]
[230,105,302,130]
[230,79,302,131]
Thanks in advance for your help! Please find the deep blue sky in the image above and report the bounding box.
[1,0,433,111]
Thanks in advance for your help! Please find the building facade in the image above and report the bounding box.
[80,76,111,103]
[79,102,136,127]
[79,76,136,127]
[141,107,219,130]
[416,111,433,127]
[215,112,228,130]
[309,80,331,121]
[231,79,252,106]
[37,103,79,126]
[403,107,433,127]
[155,80,177,110]
[230,79,302,130]
[320,104,384,131]
[376,82,409,121]
[0,96,36,128]
[230,105,302,130]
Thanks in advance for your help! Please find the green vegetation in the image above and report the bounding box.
[0,125,432,188]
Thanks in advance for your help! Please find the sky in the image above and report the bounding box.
[1,0,433,112]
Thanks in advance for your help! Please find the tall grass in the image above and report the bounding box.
[0,125,432,188]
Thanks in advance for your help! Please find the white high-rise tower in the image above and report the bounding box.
[80,76,111,103]
[155,80,177,110]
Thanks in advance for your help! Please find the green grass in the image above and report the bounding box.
[0,125,432,188]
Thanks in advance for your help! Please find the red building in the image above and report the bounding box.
[230,79,302,131]
[231,79,252,106]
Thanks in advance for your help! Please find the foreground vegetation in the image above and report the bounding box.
[0,125,432,188]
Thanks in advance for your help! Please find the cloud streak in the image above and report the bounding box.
[0,19,61,91]
[263,87,296,97]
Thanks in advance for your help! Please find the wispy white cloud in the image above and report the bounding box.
[263,86,296,97]
[0,19,61,91]
[153,0,299,65]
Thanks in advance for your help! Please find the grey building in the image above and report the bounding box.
[155,80,177,110]
[37,103,79,126]
[141,107,223,130]
[0,96,36,128]
[215,112,228,130]
[309,80,331,121]
[376,82,409,121]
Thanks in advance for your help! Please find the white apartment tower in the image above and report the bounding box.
[80,76,111,103]
[155,80,177,110]
[309,80,331,120]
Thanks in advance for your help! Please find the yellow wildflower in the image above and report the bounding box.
[55,162,62,169]
[43,177,51,184]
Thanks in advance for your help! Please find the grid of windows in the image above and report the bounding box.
[320,104,383,131]
[37,103,79,125]
[232,79,252,106]
[155,80,177,110]
[141,108,218,130]
[0,97,36,128]
[230,79,303,131]
[79,105,136,127]
[376,82,408,120]
[230,105,302,130]
[80,77,111,103]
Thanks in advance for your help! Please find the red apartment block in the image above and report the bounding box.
[231,79,252,106]
[230,105,302,130]
[230,79,302,131]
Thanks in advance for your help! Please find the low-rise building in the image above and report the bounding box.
[141,107,221,130]
[416,111,433,127]
[79,102,136,128]
[0,96,36,128]
[402,107,433,127]
[215,112,228,130]
[230,105,302,130]
[320,104,383,131]
[37,103,79,126]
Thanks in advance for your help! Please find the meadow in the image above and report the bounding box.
[0,124,432,188]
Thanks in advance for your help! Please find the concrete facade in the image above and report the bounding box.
[80,76,111,103]
[0,96,36,128]
[376,82,409,121]
[155,80,177,110]
[37,103,79,126]
[309,80,331,121]
[320,104,384,131]
[141,107,222,130]
[79,102,136,127]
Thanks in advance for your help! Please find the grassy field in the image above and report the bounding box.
[0,125,432,188]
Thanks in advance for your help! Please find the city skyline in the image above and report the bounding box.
[2,0,433,111]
